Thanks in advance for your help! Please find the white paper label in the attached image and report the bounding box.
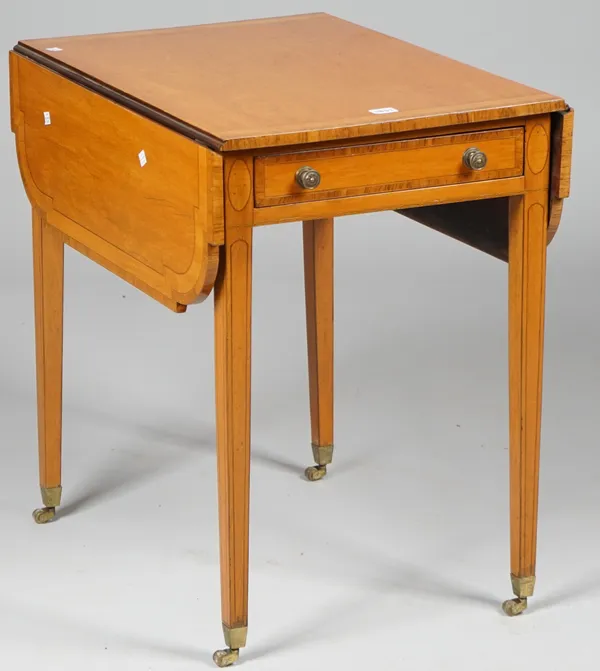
[368,107,399,115]
[138,150,147,167]
[44,112,51,126]
[45,47,63,52]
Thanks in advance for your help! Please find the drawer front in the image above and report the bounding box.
[255,127,524,207]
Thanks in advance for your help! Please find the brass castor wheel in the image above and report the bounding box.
[32,507,56,524]
[502,597,528,616]
[213,648,239,667]
[305,465,327,481]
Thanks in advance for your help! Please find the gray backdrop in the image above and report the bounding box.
[1,2,599,670]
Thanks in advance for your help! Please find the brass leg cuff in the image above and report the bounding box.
[41,486,62,508]
[511,574,535,599]
[222,624,247,650]
[312,443,334,466]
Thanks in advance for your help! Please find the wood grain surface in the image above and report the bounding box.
[32,209,64,491]
[254,176,525,225]
[303,219,334,450]
[11,53,222,309]
[17,13,566,151]
[255,128,524,206]
[214,156,254,633]
[508,191,547,580]
[507,115,551,582]
[551,108,574,200]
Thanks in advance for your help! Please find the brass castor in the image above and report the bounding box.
[305,465,327,481]
[32,507,56,524]
[502,597,528,616]
[213,648,239,667]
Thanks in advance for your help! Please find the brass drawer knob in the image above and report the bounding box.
[295,166,321,189]
[463,147,488,171]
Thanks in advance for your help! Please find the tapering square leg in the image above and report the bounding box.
[503,190,547,616]
[31,209,64,524]
[303,218,334,482]
[502,116,552,617]
[213,158,253,667]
